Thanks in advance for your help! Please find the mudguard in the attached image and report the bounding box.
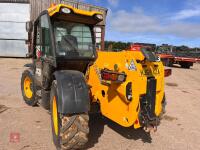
[54,70,90,114]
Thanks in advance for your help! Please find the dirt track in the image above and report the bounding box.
[0,58,200,150]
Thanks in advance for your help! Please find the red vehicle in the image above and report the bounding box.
[173,56,196,68]
[129,43,172,77]
[130,43,199,69]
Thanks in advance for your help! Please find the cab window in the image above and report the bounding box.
[40,14,53,57]
[54,21,95,58]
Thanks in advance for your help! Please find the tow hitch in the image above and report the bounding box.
[139,77,159,132]
[143,124,157,133]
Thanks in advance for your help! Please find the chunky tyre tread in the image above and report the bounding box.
[61,114,89,150]
[50,81,89,150]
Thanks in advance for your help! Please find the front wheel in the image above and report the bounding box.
[21,69,37,106]
[50,81,89,150]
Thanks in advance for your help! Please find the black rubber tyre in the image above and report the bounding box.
[168,60,173,67]
[50,80,89,150]
[181,64,190,69]
[21,69,37,106]
[180,62,191,69]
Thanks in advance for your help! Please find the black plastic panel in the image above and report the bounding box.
[54,70,90,114]
[146,78,157,119]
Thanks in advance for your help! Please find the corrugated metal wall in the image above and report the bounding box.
[0,2,30,57]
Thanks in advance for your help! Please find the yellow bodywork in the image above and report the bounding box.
[52,96,58,136]
[87,51,165,128]
[48,4,102,17]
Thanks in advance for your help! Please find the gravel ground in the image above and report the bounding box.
[0,58,200,150]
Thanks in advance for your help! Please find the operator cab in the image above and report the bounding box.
[29,4,103,86]
[32,4,102,69]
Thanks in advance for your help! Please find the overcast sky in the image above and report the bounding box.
[84,0,200,47]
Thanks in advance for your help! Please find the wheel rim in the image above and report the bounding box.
[23,76,33,99]
[52,96,58,136]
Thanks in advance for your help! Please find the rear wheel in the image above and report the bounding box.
[181,64,190,69]
[180,62,191,69]
[21,69,37,106]
[50,81,89,150]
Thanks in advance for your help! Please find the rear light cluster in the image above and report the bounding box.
[101,70,126,83]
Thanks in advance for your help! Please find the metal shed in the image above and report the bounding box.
[0,0,30,57]
[0,0,107,57]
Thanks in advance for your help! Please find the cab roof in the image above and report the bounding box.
[48,4,103,17]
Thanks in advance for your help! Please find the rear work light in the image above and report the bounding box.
[101,70,126,83]
[95,14,103,20]
[61,8,71,14]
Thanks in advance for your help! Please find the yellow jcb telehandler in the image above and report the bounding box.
[21,4,170,150]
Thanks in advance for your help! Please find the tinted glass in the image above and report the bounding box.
[54,21,95,58]
[40,14,52,57]
[141,47,158,62]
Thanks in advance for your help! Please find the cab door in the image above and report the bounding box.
[33,16,42,85]
[33,13,55,88]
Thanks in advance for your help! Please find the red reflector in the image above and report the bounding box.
[135,119,139,124]
[102,73,118,81]
[110,74,118,81]
[164,69,172,77]
[102,72,111,80]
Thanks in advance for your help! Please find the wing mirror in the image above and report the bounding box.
[26,21,33,32]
